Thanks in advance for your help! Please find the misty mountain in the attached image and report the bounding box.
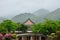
[46,8,60,20]
[11,8,60,23]
[12,13,42,23]
[33,9,49,18]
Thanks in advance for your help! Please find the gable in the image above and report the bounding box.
[24,20,34,26]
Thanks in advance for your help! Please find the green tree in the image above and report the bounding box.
[31,23,49,35]
[56,20,60,31]
[31,24,41,33]
[0,20,18,33]
[17,24,28,33]
[0,25,6,34]
[31,19,58,35]
[43,19,57,34]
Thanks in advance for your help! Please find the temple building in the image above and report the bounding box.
[24,19,34,31]
[24,19,34,26]
[16,19,46,40]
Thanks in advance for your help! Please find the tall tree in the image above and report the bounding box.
[17,24,28,33]
[0,20,18,33]
[31,19,59,35]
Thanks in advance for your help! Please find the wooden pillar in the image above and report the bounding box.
[22,36,27,40]
[31,36,36,40]
[31,36,32,40]
[39,36,41,40]
[17,36,19,40]
[16,37,19,40]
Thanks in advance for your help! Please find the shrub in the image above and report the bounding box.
[11,34,17,39]
[0,33,3,40]
[4,33,12,40]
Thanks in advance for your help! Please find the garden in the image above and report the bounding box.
[0,20,18,40]
[0,19,60,40]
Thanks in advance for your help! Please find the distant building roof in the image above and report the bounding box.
[23,18,35,26]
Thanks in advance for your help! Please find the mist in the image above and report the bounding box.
[0,0,60,19]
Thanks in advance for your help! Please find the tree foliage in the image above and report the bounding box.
[31,24,41,33]
[17,24,28,33]
[0,20,18,33]
[31,19,60,35]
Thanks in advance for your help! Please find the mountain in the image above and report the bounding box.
[11,9,50,23]
[46,8,60,20]
[33,9,49,18]
[0,17,7,22]
[11,13,42,23]
[11,8,60,23]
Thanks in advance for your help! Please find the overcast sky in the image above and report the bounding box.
[0,0,60,19]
